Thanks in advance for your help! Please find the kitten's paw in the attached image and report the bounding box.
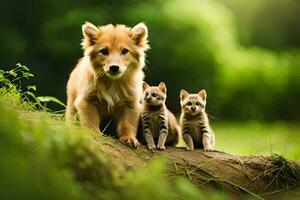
[157,145,166,151]
[203,146,213,152]
[119,136,139,148]
[186,146,193,151]
[147,144,156,150]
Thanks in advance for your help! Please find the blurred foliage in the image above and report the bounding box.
[0,74,230,200]
[219,0,300,50]
[0,0,299,121]
[0,63,65,111]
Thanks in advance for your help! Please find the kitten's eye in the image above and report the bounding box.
[100,48,109,56]
[196,102,200,106]
[186,102,192,106]
[121,48,129,55]
[152,93,157,97]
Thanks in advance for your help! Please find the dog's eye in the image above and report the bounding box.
[121,48,129,55]
[196,102,200,106]
[186,102,192,106]
[152,93,157,97]
[100,48,109,56]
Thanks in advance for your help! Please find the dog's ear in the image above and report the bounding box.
[198,89,207,101]
[131,22,149,50]
[180,89,189,100]
[143,82,150,91]
[82,21,101,47]
[158,82,167,94]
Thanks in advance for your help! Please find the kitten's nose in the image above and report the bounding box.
[191,107,196,112]
[109,65,120,73]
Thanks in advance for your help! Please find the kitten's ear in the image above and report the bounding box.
[180,89,189,100]
[130,22,149,50]
[198,89,207,101]
[82,21,101,47]
[142,82,150,91]
[158,82,167,93]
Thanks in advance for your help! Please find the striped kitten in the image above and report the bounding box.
[140,82,179,150]
[179,89,215,151]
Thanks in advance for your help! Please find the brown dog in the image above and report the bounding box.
[65,21,149,147]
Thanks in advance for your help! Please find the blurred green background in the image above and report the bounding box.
[0,0,299,157]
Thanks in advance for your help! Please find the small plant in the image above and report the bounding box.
[0,63,65,111]
[271,154,300,188]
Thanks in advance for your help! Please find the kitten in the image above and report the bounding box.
[139,82,179,150]
[179,89,215,151]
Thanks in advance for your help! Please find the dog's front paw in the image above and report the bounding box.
[119,135,139,148]
[157,144,166,151]
[186,146,193,151]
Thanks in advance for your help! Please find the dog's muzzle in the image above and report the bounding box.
[107,65,123,78]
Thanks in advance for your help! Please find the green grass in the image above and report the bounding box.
[178,121,300,160]
[214,122,300,160]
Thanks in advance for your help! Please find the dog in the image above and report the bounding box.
[65,21,149,147]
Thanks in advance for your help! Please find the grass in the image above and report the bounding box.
[178,121,300,160]
[214,122,300,160]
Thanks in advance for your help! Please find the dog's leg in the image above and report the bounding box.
[65,95,76,122]
[117,105,139,148]
[75,98,100,133]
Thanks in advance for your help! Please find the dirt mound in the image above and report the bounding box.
[92,135,300,200]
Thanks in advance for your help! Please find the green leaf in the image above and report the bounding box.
[25,91,37,99]
[27,85,37,91]
[8,70,17,77]
[37,96,66,108]
[22,72,34,78]
[20,65,30,71]
[0,70,4,78]
[16,63,29,71]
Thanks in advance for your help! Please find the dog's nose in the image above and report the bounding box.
[191,107,196,112]
[109,65,120,73]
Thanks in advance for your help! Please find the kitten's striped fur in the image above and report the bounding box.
[179,89,215,151]
[140,82,179,150]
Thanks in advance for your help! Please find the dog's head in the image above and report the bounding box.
[81,22,149,79]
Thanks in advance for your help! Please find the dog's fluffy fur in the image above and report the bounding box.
[66,22,149,147]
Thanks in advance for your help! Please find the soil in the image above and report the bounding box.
[90,135,300,200]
